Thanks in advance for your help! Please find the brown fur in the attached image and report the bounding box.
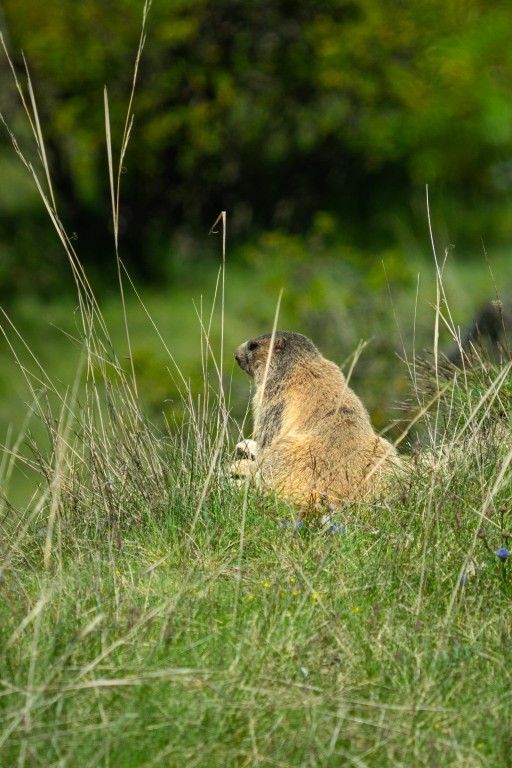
[234,331,398,507]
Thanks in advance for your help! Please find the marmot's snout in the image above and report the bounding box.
[234,343,251,375]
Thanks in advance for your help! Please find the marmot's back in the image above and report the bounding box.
[235,331,398,506]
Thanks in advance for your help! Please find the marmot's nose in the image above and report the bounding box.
[234,343,245,364]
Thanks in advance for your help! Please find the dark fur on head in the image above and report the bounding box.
[234,331,319,382]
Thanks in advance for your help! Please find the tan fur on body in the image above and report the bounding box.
[234,332,398,507]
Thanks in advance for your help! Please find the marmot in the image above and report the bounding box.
[448,300,512,366]
[234,331,399,507]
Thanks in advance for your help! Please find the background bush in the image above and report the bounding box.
[1,0,512,292]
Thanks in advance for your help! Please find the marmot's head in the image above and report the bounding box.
[234,331,319,382]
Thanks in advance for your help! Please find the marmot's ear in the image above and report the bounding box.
[273,336,286,350]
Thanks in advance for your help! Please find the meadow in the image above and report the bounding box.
[1,14,512,763]
[1,232,512,766]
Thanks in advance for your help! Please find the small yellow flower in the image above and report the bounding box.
[247,594,254,600]
[433,723,441,730]
[352,607,360,614]
[115,569,121,575]
[231,548,237,553]
[292,589,299,596]
[311,593,320,601]
[290,577,296,584]
[476,743,484,750]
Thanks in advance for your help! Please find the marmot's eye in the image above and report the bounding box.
[248,341,259,352]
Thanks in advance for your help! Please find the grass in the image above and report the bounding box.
[1,18,512,767]
[1,248,512,766]
[1,358,512,766]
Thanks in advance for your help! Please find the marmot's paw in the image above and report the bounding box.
[235,439,258,459]
[229,458,259,484]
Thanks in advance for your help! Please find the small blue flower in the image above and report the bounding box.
[328,523,347,534]
[295,520,305,529]
[277,520,291,529]
[0,573,6,584]
[496,547,510,562]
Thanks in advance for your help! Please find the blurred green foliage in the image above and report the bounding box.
[1,0,512,293]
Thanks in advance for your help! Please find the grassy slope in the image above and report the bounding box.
[1,249,512,766]
[1,416,511,766]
